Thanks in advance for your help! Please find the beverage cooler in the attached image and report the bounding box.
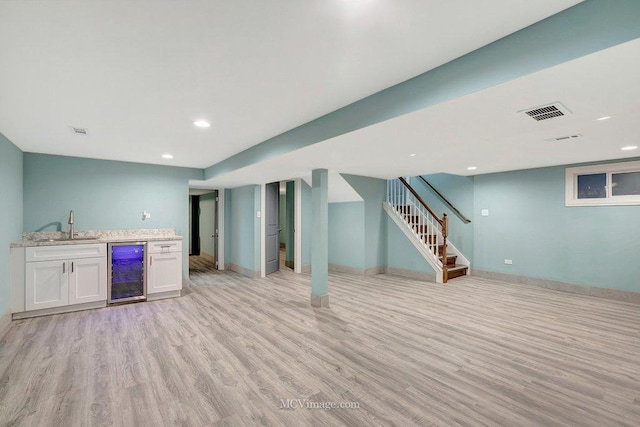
[108,242,147,304]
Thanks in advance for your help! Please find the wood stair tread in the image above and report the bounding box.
[446,264,469,280]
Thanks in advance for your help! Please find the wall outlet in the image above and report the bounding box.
[481,209,489,216]
[256,211,261,218]
[504,259,513,265]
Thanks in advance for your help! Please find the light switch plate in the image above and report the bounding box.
[481,209,489,216]
[256,211,261,218]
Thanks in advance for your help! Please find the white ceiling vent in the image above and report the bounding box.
[519,102,571,121]
[69,126,88,135]
[545,134,583,142]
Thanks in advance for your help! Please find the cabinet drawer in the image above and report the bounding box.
[147,240,182,253]
[26,243,107,262]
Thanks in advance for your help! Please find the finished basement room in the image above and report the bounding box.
[1,1,639,426]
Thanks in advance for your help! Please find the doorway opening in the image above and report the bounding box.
[189,188,218,275]
[263,180,297,275]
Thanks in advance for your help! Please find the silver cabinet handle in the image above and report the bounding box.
[150,256,153,266]
[71,262,74,273]
[62,262,66,274]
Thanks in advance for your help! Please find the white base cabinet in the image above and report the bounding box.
[147,240,182,294]
[25,244,107,312]
[25,260,69,311]
[13,239,182,318]
[69,257,108,305]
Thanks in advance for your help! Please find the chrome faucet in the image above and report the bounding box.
[68,210,75,239]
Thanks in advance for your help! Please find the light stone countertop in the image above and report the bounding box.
[11,228,182,248]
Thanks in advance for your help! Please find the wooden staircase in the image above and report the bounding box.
[398,205,469,280]
[387,178,470,283]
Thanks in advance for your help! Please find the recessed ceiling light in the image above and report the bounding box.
[467,166,477,171]
[409,153,416,157]
[162,153,174,159]
[596,116,612,121]
[621,145,638,151]
[194,120,210,128]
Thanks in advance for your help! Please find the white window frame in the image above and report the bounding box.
[565,160,640,206]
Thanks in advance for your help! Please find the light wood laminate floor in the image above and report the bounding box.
[1,258,639,426]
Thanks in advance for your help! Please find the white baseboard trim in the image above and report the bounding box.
[12,301,107,320]
[472,270,640,305]
[328,264,385,276]
[182,277,192,288]
[147,290,182,301]
[310,293,330,307]
[228,263,260,278]
[384,267,437,282]
[0,310,11,339]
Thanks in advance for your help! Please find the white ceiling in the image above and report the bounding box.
[193,38,640,189]
[0,0,582,170]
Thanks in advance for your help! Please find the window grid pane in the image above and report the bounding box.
[577,173,606,199]
[612,171,640,196]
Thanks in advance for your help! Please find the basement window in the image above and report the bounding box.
[566,161,640,206]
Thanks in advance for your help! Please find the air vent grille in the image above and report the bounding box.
[70,127,88,135]
[526,105,564,121]
[545,134,583,142]
[519,102,571,122]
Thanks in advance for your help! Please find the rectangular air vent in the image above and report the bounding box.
[545,134,583,142]
[70,126,88,135]
[519,102,571,121]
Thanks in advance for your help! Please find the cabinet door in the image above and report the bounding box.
[25,260,69,311]
[148,252,182,294]
[69,257,107,305]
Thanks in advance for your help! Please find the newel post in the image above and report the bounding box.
[442,213,448,284]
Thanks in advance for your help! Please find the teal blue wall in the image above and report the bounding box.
[410,174,474,260]
[342,174,387,270]
[224,189,232,265]
[328,202,365,270]
[23,153,203,276]
[301,180,312,268]
[199,192,216,258]
[227,185,260,275]
[253,185,261,273]
[473,162,640,292]
[0,134,23,319]
[205,0,640,180]
[386,216,435,275]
